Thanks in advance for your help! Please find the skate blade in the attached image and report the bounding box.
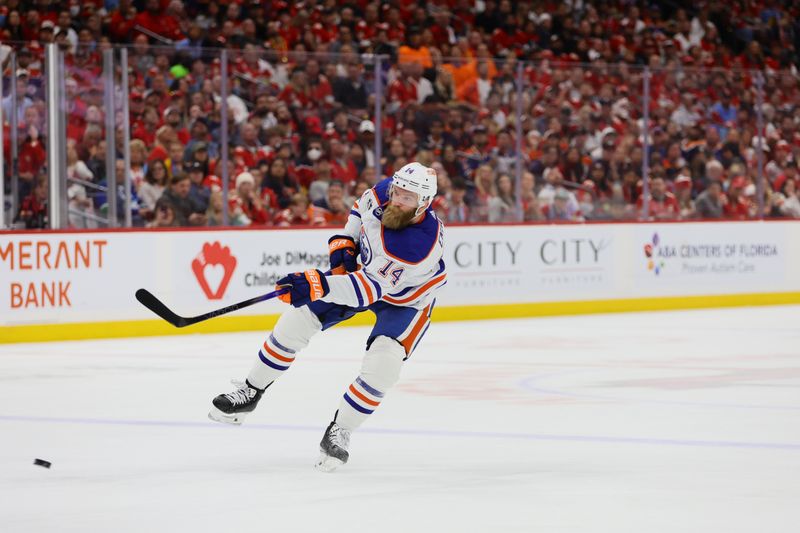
[208,406,247,425]
[314,452,345,473]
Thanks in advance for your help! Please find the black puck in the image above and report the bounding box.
[33,458,51,469]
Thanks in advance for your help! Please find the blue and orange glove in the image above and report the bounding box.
[276,269,330,307]
[328,235,359,275]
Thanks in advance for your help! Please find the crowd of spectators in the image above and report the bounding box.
[4,0,800,229]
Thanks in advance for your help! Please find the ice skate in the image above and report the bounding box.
[315,421,351,472]
[208,380,265,425]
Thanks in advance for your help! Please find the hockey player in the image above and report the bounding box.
[209,162,446,472]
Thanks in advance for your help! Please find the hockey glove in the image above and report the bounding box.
[276,269,330,307]
[328,235,359,275]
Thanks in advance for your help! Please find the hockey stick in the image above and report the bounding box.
[135,287,289,328]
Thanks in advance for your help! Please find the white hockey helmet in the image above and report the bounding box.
[391,162,438,216]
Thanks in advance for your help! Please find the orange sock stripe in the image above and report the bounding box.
[349,384,380,406]
[263,341,295,363]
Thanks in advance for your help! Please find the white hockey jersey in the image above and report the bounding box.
[320,177,446,310]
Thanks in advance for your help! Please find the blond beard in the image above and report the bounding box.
[381,204,417,229]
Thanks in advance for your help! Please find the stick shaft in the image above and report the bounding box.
[135,287,288,328]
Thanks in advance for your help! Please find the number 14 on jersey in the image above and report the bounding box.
[377,260,404,286]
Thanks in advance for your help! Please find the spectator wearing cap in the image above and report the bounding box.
[184,118,218,160]
[188,141,210,170]
[2,68,34,124]
[354,120,377,168]
[37,18,55,43]
[187,161,211,213]
[229,171,269,226]
[544,187,581,222]
[54,25,73,54]
[539,166,581,215]
[723,176,750,219]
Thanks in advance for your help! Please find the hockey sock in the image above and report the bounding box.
[337,375,385,430]
[247,306,321,389]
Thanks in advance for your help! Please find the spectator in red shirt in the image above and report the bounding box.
[311,179,349,226]
[637,176,679,220]
[135,0,184,43]
[723,176,750,219]
[328,138,358,188]
[229,171,270,226]
[14,175,48,229]
[273,192,312,227]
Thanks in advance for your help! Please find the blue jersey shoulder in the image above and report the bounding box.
[373,177,392,205]
[381,209,441,264]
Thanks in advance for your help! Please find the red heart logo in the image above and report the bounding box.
[192,242,237,300]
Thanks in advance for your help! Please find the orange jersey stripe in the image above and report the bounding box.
[383,273,446,305]
[263,341,294,363]
[349,384,380,406]
[355,271,375,304]
[401,305,431,354]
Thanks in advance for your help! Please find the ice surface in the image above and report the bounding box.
[1,306,799,532]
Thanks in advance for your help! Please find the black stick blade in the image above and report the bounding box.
[135,289,189,327]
